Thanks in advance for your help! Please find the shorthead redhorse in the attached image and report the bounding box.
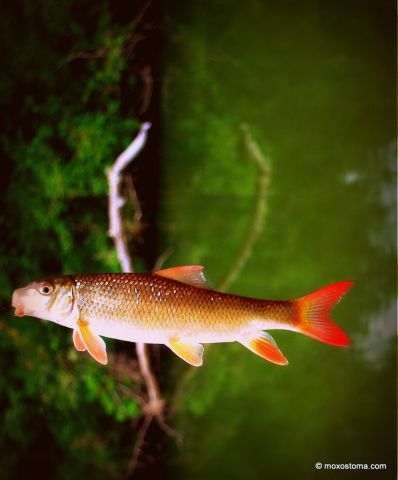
[12,266,353,366]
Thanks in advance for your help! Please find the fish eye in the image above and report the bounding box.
[39,283,53,295]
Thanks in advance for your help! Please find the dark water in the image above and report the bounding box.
[160,1,396,479]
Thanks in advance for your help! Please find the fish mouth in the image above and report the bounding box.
[12,290,25,317]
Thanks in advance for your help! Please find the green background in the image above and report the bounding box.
[162,2,396,479]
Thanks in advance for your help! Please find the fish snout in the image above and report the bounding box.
[12,289,26,317]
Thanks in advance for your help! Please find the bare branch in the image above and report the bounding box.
[139,65,153,115]
[108,122,171,475]
[152,247,174,272]
[136,342,164,418]
[125,174,143,227]
[59,48,106,67]
[217,124,271,292]
[125,415,153,476]
[171,124,271,412]
[107,122,151,273]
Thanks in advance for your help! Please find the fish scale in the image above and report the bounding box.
[73,273,261,341]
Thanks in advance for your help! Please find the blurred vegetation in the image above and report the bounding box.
[0,1,144,478]
[161,2,396,480]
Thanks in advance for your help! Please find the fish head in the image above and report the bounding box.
[12,276,78,327]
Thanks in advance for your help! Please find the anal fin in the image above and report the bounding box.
[239,331,288,366]
[168,337,204,367]
[77,320,108,365]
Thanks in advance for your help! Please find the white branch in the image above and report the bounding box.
[136,342,164,417]
[107,122,151,273]
[107,123,165,466]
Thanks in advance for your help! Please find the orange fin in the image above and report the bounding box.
[155,265,210,289]
[294,281,353,346]
[239,331,288,365]
[168,337,204,367]
[73,329,86,351]
[77,321,108,365]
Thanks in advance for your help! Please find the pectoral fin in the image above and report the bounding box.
[77,321,108,365]
[168,337,204,367]
[73,329,86,351]
[239,331,288,366]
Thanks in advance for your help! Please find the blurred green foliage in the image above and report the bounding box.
[0,1,142,477]
[161,2,396,480]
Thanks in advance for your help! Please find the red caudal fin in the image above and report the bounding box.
[294,281,353,346]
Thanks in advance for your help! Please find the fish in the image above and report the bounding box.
[11,265,353,367]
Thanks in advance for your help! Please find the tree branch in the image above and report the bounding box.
[107,122,151,272]
[107,122,166,475]
[136,342,164,417]
[217,124,271,292]
[171,124,271,413]
[125,415,153,475]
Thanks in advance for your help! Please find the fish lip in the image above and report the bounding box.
[12,290,25,317]
[14,307,25,317]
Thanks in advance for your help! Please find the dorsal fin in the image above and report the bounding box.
[155,265,210,289]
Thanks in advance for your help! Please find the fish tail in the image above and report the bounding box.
[293,281,353,346]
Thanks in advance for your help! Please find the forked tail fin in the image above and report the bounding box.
[294,281,353,346]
